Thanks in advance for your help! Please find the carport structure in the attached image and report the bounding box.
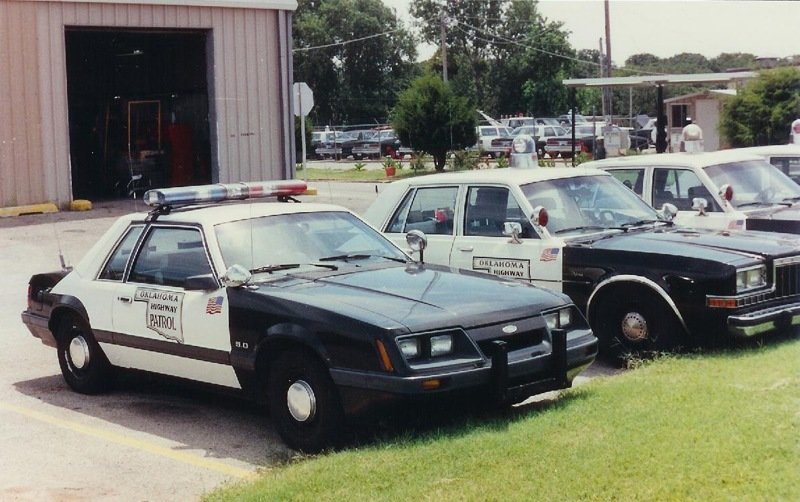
[562,71,756,156]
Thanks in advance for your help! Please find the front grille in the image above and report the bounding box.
[774,257,800,298]
[476,328,546,357]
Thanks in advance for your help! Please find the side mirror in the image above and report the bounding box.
[184,274,220,291]
[660,202,678,222]
[406,229,427,263]
[220,264,252,288]
[503,221,523,244]
[692,197,708,215]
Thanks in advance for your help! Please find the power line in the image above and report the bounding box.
[293,27,404,52]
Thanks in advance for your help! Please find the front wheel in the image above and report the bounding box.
[56,316,113,394]
[267,349,345,453]
[594,293,684,360]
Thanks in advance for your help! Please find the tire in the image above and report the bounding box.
[594,291,684,360]
[267,348,345,453]
[56,316,113,394]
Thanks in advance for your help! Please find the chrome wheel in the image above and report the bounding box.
[621,311,649,342]
[287,380,316,422]
[68,335,91,370]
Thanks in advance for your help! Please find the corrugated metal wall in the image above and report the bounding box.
[0,0,293,207]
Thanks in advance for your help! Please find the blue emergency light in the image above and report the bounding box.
[143,181,308,207]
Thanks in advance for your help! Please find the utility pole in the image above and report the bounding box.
[604,0,613,117]
[440,10,448,82]
[599,38,606,117]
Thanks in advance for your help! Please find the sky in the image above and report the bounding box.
[381,0,800,65]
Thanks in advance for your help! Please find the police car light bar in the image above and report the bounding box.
[143,180,309,207]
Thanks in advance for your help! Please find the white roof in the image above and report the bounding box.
[386,167,610,188]
[31,0,297,10]
[582,150,768,170]
[120,201,351,227]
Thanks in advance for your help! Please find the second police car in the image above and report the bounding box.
[585,150,800,234]
[20,181,597,452]
[363,168,800,357]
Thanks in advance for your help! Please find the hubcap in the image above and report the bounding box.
[68,336,91,370]
[621,312,648,342]
[286,380,316,422]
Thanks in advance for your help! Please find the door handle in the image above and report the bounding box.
[458,246,474,252]
[117,296,132,304]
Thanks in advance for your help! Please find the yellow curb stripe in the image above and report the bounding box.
[0,401,255,479]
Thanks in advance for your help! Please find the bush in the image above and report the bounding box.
[449,149,481,171]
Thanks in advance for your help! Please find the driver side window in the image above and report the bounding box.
[465,186,537,238]
[386,186,457,235]
[653,168,720,212]
[129,227,213,288]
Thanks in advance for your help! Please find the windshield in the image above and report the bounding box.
[520,175,663,234]
[214,211,407,273]
[703,160,800,207]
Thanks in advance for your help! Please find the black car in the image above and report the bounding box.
[364,168,800,357]
[20,181,597,452]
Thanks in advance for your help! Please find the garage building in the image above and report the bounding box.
[0,0,298,209]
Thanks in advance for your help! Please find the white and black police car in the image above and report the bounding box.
[363,168,800,357]
[21,181,597,452]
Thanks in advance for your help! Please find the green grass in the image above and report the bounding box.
[297,166,438,181]
[206,339,800,501]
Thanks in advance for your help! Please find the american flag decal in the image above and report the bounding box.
[540,247,560,262]
[728,219,744,229]
[206,296,224,315]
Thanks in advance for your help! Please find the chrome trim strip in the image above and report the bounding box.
[586,275,688,333]
[774,256,800,267]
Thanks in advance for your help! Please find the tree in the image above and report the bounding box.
[410,0,574,117]
[294,0,419,125]
[720,67,800,146]
[391,74,477,171]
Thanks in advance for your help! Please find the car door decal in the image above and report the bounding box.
[472,257,531,279]
[134,287,185,343]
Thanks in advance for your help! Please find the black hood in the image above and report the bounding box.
[745,205,800,233]
[251,264,569,333]
[572,226,800,265]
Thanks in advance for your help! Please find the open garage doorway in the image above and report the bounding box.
[65,29,212,200]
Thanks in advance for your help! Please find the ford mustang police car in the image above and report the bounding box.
[363,168,800,357]
[585,150,800,234]
[20,181,597,452]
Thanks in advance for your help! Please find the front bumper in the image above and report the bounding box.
[727,301,800,337]
[331,330,597,404]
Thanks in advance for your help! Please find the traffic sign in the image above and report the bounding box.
[293,82,314,116]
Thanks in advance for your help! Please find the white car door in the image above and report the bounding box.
[449,185,564,292]
[109,225,239,388]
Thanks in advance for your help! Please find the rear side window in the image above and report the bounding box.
[98,226,144,281]
[608,169,645,196]
[386,187,458,235]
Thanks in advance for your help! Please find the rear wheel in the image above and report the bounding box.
[267,348,345,453]
[56,316,113,394]
[594,291,684,360]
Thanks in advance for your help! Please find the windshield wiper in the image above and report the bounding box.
[620,219,665,229]
[736,201,773,208]
[554,225,609,234]
[250,263,338,274]
[319,253,407,263]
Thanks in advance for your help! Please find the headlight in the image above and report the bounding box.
[430,334,454,357]
[544,308,572,330]
[397,338,420,359]
[736,265,766,292]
